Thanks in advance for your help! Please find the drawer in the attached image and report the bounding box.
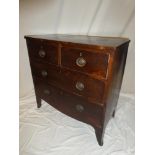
[59,68,105,103]
[26,38,58,64]
[30,62,60,85]
[31,62,105,103]
[61,47,109,79]
[34,79,103,128]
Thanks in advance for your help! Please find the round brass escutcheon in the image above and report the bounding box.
[76,104,84,112]
[43,89,50,95]
[41,70,48,77]
[76,57,86,67]
[75,82,84,91]
[38,49,46,58]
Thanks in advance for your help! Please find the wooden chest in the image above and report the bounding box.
[25,34,130,146]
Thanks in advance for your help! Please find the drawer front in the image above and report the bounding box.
[31,62,105,103]
[61,47,109,79]
[59,68,105,103]
[27,39,58,64]
[30,62,60,85]
[34,79,103,128]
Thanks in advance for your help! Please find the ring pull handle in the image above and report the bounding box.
[76,104,84,112]
[76,82,84,91]
[41,70,48,77]
[38,49,46,58]
[43,89,50,95]
[76,57,86,67]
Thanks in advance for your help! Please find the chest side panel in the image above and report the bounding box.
[104,43,130,128]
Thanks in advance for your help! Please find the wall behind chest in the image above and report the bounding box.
[20,0,134,97]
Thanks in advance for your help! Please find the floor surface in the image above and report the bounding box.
[20,90,135,155]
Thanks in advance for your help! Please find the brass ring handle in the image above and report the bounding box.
[38,49,46,58]
[76,57,86,67]
[76,104,84,112]
[43,89,50,95]
[76,82,84,91]
[41,70,48,77]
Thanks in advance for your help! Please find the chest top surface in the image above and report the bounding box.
[25,34,130,48]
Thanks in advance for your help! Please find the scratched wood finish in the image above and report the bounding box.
[25,34,130,146]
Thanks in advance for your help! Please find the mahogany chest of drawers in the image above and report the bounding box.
[25,34,130,146]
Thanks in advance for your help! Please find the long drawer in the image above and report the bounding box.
[31,61,105,103]
[34,78,103,128]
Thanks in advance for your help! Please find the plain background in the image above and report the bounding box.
[19,0,135,97]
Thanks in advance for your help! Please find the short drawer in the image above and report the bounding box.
[31,62,105,103]
[26,38,58,64]
[61,47,109,79]
[34,79,103,128]
[30,62,60,85]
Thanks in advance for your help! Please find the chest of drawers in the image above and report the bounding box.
[25,34,130,146]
